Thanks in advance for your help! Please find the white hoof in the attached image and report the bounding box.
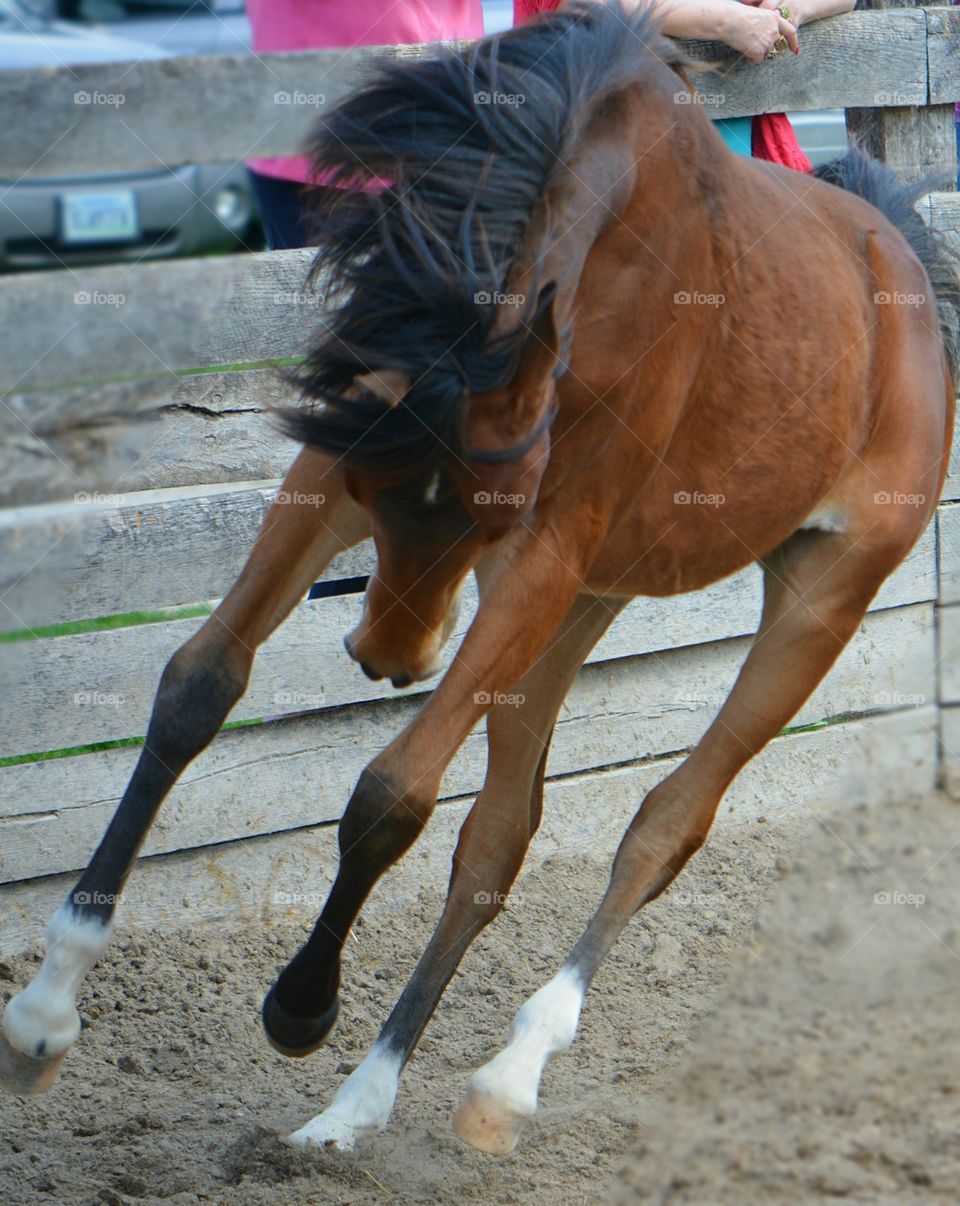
[0,906,113,1096]
[454,965,586,1153]
[288,1040,401,1151]
[288,1109,377,1151]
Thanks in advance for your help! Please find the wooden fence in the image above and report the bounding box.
[0,5,958,954]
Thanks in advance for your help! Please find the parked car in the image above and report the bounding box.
[0,0,845,272]
[0,0,258,271]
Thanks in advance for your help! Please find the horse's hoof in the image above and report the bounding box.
[288,1111,372,1151]
[0,1027,67,1096]
[261,984,339,1058]
[453,1086,529,1154]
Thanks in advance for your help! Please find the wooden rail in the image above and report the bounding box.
[0,10,957,176]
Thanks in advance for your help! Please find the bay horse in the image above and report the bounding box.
[2,0,956,1156]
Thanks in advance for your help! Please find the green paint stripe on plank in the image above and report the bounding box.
[0,717,263,768]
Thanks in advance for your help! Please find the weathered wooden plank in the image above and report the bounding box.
[846,103,957,184]
[0,481,375,631]
[0,595,933,819]
[929,195,960,508]
[0,369,300,509]
[927,194,960,504]
[0,705,936,955]
[929,193,960,373]
[943,704,960,798]
[1,42,451,178]
[0,561,934,757]
[0,13,929,180]
[686,10,927,115]
[843,2,956,182]
[0,476,936,631]
[929,190,960,245]
[945,424,960,504]
[926,5,960,105]
[0,249,316,393]
[939,603,960,703]
[940,503,960,603]
[1,181,955,399]
[0,604,935,881]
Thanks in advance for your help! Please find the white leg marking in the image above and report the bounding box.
[469,965,585,1121]
[801,504,848,533]
[288,1040,402,1151]
[1,905,113,1059]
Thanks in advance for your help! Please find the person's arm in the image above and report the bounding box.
[650,0,800,62]
[756,0,856,26]
[651,0,750,40]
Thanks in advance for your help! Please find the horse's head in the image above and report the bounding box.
[278,0,684,685]
[337,293,561,687]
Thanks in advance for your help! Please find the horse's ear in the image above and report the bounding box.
[352,369,411,407]
[512,283,560,394]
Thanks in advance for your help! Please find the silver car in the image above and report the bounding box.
[0,0,258,271]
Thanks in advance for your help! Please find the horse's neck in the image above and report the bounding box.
[493,137,643,339]
[497,97,750,340]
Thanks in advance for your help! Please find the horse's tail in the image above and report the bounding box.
[814,146,960,382]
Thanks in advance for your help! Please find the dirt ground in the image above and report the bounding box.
[1,787,958,1205]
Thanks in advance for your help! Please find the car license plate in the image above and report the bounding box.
[61,191,139,243]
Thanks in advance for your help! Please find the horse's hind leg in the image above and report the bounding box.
[455,503,935,1153]
[286,591,626,1149]
[0,449,369,1096]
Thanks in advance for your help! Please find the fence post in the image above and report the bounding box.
[844,0,958,186]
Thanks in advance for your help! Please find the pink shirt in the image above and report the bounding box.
[247,0,485,183]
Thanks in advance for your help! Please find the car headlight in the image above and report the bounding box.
[211,185,251,229]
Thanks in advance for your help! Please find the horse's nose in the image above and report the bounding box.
[344,627,438,688]
[344,632,382,681]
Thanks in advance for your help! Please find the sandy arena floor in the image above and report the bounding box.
[1,787,958,1205]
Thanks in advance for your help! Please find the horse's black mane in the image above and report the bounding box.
[279,0,682,469]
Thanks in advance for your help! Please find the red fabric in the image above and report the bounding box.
[514,0,559,17]
[751,111,813,173]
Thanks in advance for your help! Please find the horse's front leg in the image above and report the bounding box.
[262,525,592,1145]
[285,590,624,1150]
[0,449,369,1096]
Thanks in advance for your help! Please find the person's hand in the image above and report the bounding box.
[722,4,800,63]
[753,0,807,29]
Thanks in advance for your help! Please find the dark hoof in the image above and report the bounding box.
[261,985,339,1058]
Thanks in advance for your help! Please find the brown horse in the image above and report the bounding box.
[1,1,956,1157]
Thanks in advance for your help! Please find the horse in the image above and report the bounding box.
[1,0,956,1157]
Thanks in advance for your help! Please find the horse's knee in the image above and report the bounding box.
[339,766,434,865]
[148,628,251,765]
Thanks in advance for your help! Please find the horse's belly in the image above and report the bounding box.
[584,498,809,598]
[581,406,858,597]
[585,525,753,597]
